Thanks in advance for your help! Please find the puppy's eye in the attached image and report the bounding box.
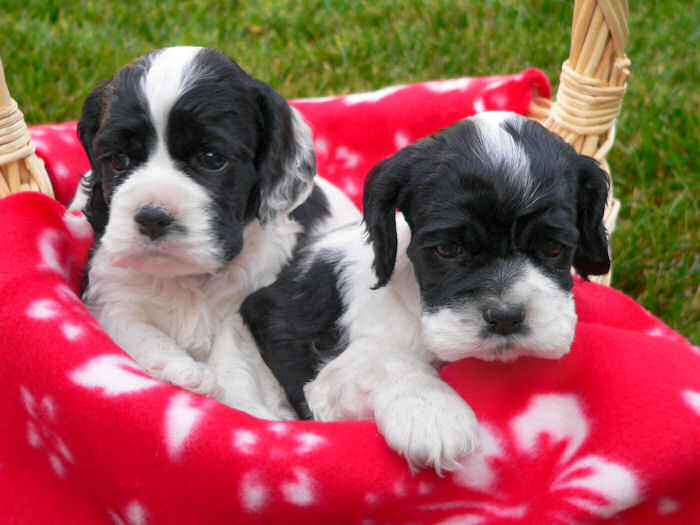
[197,151,228,171]
[110,154,130,172]
[435,242,463,259]
[541,240,564,258]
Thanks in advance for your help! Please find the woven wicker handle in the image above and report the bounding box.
[548,0,630,159]
[0,57,13,107]
[0,56,54,198]
[528,0,630,285]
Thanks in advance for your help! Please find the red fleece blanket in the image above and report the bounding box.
[1,70,698,524]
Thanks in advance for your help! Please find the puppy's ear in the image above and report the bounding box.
[362,151,413,289]
[77,82,110,238]
[253,82,316,227]
[572,154,611,278]
[77,81,107,168]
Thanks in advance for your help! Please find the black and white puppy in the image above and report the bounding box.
[242,111,610,469]
[74,46,359,419]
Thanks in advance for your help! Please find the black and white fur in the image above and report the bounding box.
[74,46,359,419]
[242,111,610,468]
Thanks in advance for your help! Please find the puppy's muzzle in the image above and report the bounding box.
[134,205,175,241]
[482,305,525,336]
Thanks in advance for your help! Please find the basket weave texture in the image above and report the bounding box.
[527,0,630,284]
[0,57,54,198]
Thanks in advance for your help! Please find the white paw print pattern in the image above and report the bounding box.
[342,84,405,105]
[20,386,74,479]
[107,500,149,525]
[62,209,93,241]
[472,77,514,114]
[239,470,269,513]
[26,283,100,342]
[316,140,363,198]
[27,218,96,341]
[423,77,475,93]
[430,393,642,524]
[35,212,92,281]
[70,354,212,462]
[656,495,681,516]
[234,422,328,513]
[361,474,435,511]
[240,467,317,512]
[30,124,82,181]
[335,145,361,170]
[70,354,159,396]
[37,227,73,280]
[280,467,316,506]
[682,390,700,417]
[164,392,209,460]
[393,130,411,150]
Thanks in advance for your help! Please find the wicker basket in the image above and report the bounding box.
[527,0,630,284]
[0,0,629,283]
[0,57,54,198]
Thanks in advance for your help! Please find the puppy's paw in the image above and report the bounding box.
[375,384,479,475]
[305,378,345,421]
[157,359,222,399]
[304,360,375,421]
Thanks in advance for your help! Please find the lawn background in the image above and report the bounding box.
[1,0,697,342]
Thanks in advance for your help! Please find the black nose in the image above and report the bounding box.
[483,306,525,336]
[134,205,174,240]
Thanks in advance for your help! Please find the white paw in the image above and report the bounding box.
[305,378,343,421]
[374,383,479,475]
[156,359,222,399]
[304,361,374,421]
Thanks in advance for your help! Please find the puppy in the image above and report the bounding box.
[242,111,611,468]
[75,46,359,419]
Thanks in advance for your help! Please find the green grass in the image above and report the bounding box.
[1,0,697,342]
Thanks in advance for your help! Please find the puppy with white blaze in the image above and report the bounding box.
[242,111,611,470]
[75,46,359,419]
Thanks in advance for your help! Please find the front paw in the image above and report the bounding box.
[157,359,222,399]
[374,384,479,475]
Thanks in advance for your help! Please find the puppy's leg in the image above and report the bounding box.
[207,317,296,420]
[372,369,479,475]
[305,342,478,474]
[101,312,221,398]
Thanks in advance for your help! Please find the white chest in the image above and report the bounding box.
[86,218,301,361]
[145,276,229,359]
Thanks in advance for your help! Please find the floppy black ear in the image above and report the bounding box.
[252,81,316,227]
[362,151,414,289]
[77,82,110,238]
[77,81,107,168]
[572,154,611,278]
